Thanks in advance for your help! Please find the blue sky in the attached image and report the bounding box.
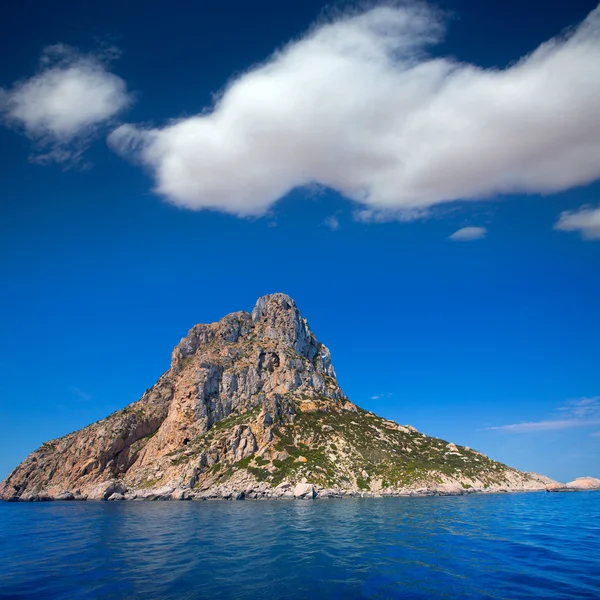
[1,0,599,484]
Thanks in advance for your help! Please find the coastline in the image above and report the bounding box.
[2,482,568,502]
[5,472,598,502]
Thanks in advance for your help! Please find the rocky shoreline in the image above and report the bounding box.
[6,475,599,503]
[3,479,574,502]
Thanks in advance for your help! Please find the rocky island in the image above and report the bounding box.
[1,293,560,502]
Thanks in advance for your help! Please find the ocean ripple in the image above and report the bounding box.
[0,492,599,599]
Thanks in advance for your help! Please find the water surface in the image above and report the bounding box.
[1,492,599,599]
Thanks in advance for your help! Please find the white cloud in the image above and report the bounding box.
[1,44,133,164]
[489,397,600,433]
[323,215,340,230]
[449,226,487,241]
[110,4,600,218]
[554,205,600,240]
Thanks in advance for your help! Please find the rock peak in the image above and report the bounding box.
[250,293,319,361]
[251,293,298,322]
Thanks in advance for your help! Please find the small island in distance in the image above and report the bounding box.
[2,294,598,502]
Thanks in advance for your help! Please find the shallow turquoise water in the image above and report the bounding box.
[1,492,599,599]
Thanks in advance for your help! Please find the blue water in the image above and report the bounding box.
[1,493,599,599]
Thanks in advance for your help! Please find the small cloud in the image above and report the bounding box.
[323,215,340,231]
[353,207,430,223]
[1,44,133,165]
[554,205,600,240]
[487,419,600,433]
[558,396,600,418]
[71,387,93,402]
[593,431,600,437]
[489,396,600,433]
[370,392,393,400]
[449,226,487,241]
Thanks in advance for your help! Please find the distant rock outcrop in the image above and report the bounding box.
[0,294,558,501]
[565,477,600,490]
[545,476,600,492]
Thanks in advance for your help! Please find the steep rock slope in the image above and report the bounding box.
[0,294,554,501]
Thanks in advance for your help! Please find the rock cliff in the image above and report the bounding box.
[0,294,556,501]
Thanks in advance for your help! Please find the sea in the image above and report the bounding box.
[0,491,598,599]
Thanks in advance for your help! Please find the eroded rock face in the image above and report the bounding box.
[88,480,128,501]
[0,293,557,501]
[1,378,172,501]
[293,483,316,499]
[107,493,125,501]
[134,295,343,473]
